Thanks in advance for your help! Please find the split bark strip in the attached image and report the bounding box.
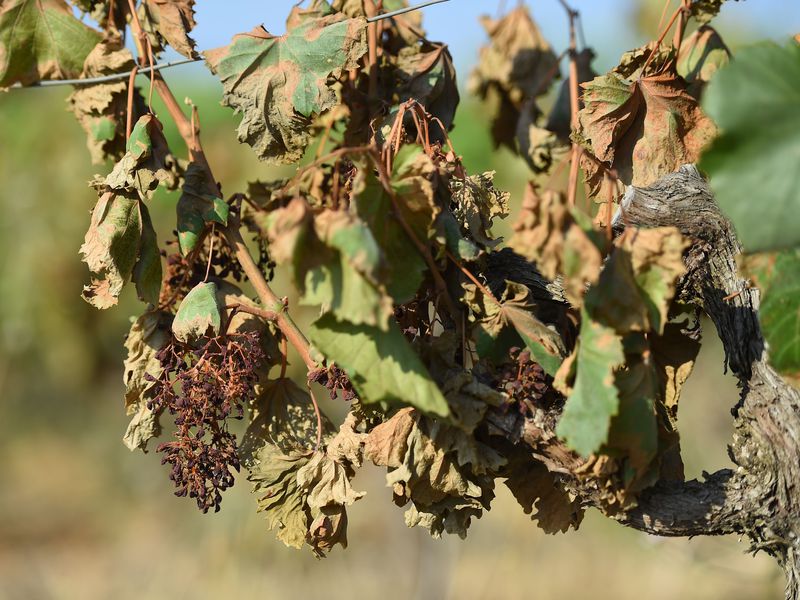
[124,0,315,371]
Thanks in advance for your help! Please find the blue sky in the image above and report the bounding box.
[187,0,800,78]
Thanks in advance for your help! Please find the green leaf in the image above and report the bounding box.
[80,191,142,309]
[176,163,229,255]
[310,314,450,417]
[0,0,101,89]
[105,114,179,194]
[132,202,162,306]
[501,283,564,376]
[585,228,687,335]
[607,359,659,484]
[172,281,223,342]
[747,250,800,377]
[556,310,625,456]
[205,12,367,163]
[700,41,800,252]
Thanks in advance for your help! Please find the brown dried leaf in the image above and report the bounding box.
[138,0,198,59]
[67,33,145,164]
[504,452,583,534]
[511,185,602,306]
[364,407,415,469]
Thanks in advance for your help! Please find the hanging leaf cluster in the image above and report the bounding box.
[4,0,793,560]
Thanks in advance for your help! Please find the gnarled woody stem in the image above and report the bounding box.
[498,165,800,599]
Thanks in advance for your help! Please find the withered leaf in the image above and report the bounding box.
[138,0,198,59]
[504,452,583,534]
[104,114,180,195]
[364,407,415,469]
[80,191,161,309]
[470,5,558,104]
[511,185,603,307]
[67,33,145,164]
[450,171,509,249]
[205,13,367,163]
[577,60,716,195]
[122,310,171,451]
[651,319,701,415]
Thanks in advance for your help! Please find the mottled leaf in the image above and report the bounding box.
[0,0,101,89]
[67,33,145,164]
[205,13,367,163]
[176,163,228,255]
[172,281,223,343]
[450,171,509,249]
[80,191,141,309]
[511,185,603,306]
[105,114,179,194]
[578,59,716,195]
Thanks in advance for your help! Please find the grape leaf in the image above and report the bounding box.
[132,202,162,306]
[352,147,438,303]
[700,41,800,252]
[556,310,625,456]
[503,452,583,534]
[744,249,800,378]
[176,163,228,255]
[172,281,223,343]
[585,228,687,335]
[105,114,179,194]
[450,171,509,249]
[81,192,139,309]
[469,5,557,149]
[138,0,198,59]
[241,377,362,556]
[122,311,170,451]
[607,359,659,485]
[677,26,730,99]
[67,33,145,164]
[205,12,367,163]
[578,60,716,194]
[310,314,450,416]
[690,0,734,24]
[511,185,603,307]
[0,0,101,89]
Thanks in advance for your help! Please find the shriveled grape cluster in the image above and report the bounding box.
[147,332,265,512]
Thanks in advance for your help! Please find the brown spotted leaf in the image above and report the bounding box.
[577,64,716,195]
[204,13,367,163]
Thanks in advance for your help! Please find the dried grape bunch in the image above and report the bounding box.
[308,364,357,402]
[147,331,265,512]
[496,347,553,409]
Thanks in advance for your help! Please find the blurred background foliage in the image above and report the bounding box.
[1,0,797,598]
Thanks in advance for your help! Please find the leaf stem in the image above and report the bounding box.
[222,224,316,370]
